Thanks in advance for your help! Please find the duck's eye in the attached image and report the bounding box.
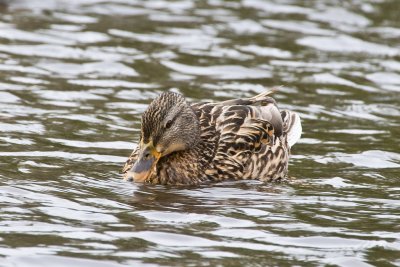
[165,120,173,129]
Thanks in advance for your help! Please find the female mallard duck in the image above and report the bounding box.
[122,89,301,185]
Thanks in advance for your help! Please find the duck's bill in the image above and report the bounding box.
[126,146,161,183]
[123,159,155,183]
[130,157,155,182]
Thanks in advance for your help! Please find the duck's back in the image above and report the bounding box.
[191,91,301,182]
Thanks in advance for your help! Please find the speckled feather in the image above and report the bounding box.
[122,90,301,185]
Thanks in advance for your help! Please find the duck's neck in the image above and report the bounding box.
[145,109,216,185]
[147,141,208,185]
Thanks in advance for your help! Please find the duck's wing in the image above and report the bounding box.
[194,102,279,181]
[213,89,302,147]
[191,89,283,136]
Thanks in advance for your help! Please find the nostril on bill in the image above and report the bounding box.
[143,151,151,160]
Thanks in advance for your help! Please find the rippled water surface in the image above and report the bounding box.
[0,0,399,266]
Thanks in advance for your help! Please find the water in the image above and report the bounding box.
[0,0,399,266]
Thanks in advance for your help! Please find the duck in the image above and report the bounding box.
[121,89,302,185]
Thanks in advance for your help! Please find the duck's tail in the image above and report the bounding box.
[248,87,278,102]
[218,88,278,107]
[281,110,302,148]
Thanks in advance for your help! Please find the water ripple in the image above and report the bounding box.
[161,60,271,79]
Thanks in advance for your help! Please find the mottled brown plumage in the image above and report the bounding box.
[122,90,301,185]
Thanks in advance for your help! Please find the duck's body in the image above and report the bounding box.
[122,90,301,185]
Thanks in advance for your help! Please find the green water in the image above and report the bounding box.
[0,0,399,266]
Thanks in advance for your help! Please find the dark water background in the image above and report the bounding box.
[0,0,399,266]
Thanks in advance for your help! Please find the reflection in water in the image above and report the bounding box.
[0,0,399,266]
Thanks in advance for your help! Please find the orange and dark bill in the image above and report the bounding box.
[130,144,161,182]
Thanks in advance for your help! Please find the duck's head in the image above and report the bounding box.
[128,91,200,182]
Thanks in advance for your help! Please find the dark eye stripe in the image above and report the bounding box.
[164,111,181,129]
[165,120,173,129]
